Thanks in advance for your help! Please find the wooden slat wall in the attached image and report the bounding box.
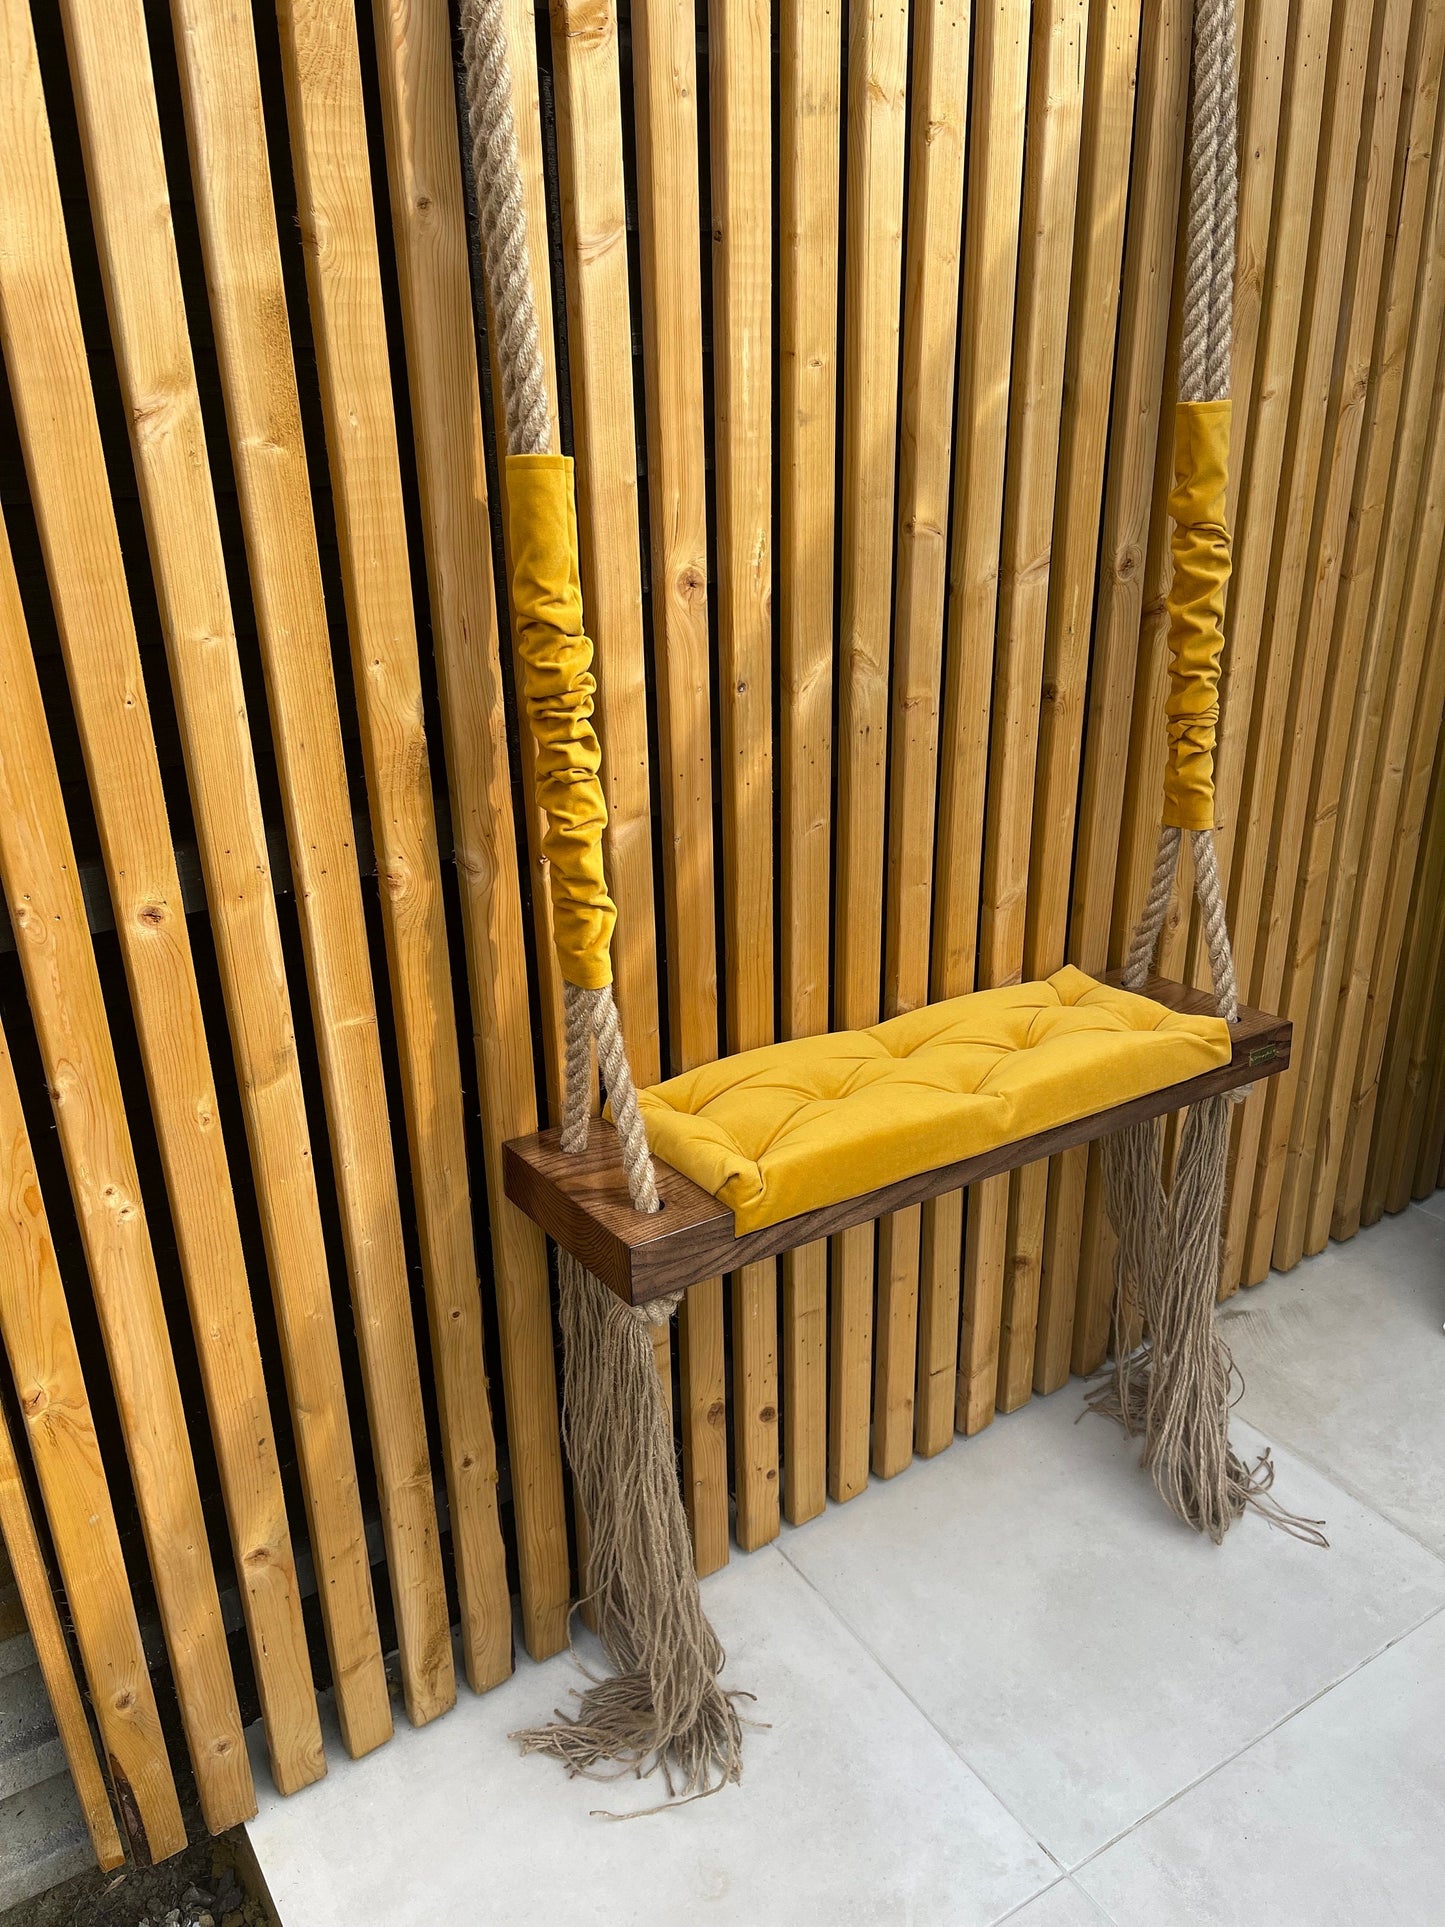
[0,0,1441,1863]
[0,1389,125,1872]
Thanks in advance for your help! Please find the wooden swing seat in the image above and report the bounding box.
[504,973,1290,1307]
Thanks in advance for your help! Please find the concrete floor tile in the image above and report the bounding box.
[997,1877,1115,1925]
[247,1547,1057,1927]
[779,1393,1445,1865]
[1076,1608,1445,1927]
[1225,1205,1445,1554]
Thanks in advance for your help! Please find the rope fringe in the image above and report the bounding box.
[512,1254,746,1807]
[1093,1101,1327,1545]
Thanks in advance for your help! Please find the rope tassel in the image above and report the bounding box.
[514,1252,745,1803]
[1092,1101,1326,1546]
[515,989,744,1800]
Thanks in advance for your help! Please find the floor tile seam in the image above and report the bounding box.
[1064,1598,1445,1878]
[773,1537,1071,1886]
[989,1875,1122,1926]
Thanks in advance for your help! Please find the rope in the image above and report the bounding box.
[559,983,661,1215]
[1123,826,1240,1029]
[1121,826,1183,993]
[459,0,661,1228]
[1191,827,1239,1023]
[460,0,550,456]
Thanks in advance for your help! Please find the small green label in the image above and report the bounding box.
[1248,1043,1278,1067]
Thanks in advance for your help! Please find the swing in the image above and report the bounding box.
[505,972,1288,1306]
[490,17,1291,1311]
[461,0,1312,1805]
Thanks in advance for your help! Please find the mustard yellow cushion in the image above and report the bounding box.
[636,966,1231,1233]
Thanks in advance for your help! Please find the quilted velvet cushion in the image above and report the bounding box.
[635,966,1232,1233]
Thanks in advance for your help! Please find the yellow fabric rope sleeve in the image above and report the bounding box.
[1163,398,1232,832]
[505,452,616,988]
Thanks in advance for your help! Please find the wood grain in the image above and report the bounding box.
[778,0,843,1524]
[979,0,1087,1425]
[0,501,252,1829]
[0,1008,184,1861]
[877,0,969,1478]
[1024,0,1141,1397]
[711,0,779,1547]
[632,0,728,1573]
[0,0,320,1797]
[179,0,457,1732]
[61,0,390,1767]
[0,1391,124,1872]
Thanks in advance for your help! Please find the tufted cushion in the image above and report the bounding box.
[635,966,1231,1233]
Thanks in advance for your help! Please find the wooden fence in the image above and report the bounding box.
[0,0,1441,1864]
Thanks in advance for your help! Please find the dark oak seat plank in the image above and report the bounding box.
[503,978,1291,1305]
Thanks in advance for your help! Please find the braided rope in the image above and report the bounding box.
[1190,828,1239,1023]
[460,0,662,1238]
[1205,2,1239,400]
[1178,0,1221,403]
[459,0,550,456]
[1121,826,1183,992]
[561,981,594,1153]
[559,983,662,1215]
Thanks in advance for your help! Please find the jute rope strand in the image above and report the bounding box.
[459,0,745,1804]
[1121,826,1183,993]
[460,0,549,455]
[1097,0,1319,1547]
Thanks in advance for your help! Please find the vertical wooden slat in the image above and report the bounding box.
[1330,403,1445,1233]
[174,0,459,1729]
[0,1393,124,1872]
[979,0,1087,1423]
[0,505,252,1830]
[368,0,568,1669]
[0,0,321,1797]
[1303,115,1445,1252]
[0,1008,183,1862]
[711,0,780,1548]
[1215,0,1374,1294]
[1053,0,1191,1377]
[1234,0,1411,1284]
[778,0,842,1524]
[877,0,969,1476]
[1406,754,1445,1200]
[278,0,515,1720]
[929,0,1030,1441]
[1272,0,1445,1268]
[829,0,909,1503]
[632,0,729,1573]
[1026,0,1142,1397]
[58,0,389,1765]
[1226,0,1292,533]
[1367,740,1445,1217]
